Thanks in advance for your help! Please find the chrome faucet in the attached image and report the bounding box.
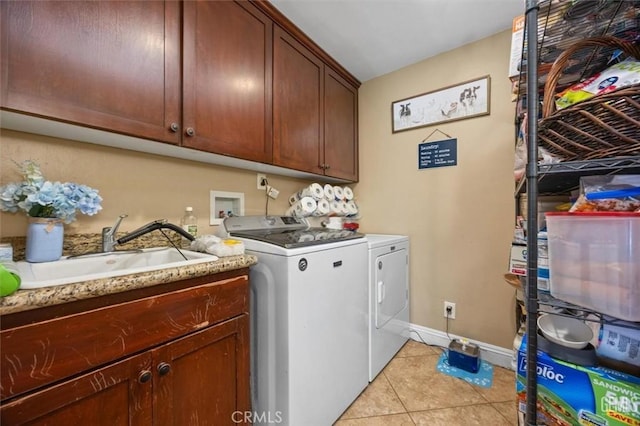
[102,214,128,252]
[102,215,195,253]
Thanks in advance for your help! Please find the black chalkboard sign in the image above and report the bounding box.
[418,138,457,169]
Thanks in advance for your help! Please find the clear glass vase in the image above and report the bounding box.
[25,218,64,263]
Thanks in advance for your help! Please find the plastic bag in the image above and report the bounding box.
[190,235,244,257]
[207,239,245,257]
[514,120,527,182]
[555,58,640,110]
[514,113,562,182]
[569,175,640,212]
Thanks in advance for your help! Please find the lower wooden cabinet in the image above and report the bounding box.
[154,315,249,426]
[0,273,250,425]
[2,351,154,425]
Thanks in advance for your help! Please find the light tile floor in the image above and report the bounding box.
[335,340,518,426]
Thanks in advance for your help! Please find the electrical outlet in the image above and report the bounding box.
[267,186,279,199]
[444,301,456,319]
[257,173,267,190]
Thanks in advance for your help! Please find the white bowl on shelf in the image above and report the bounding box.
[537,314,594,350]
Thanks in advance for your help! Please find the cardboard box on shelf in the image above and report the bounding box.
[519,194,570,231]
[510,243,527,276]
[516,334,640,426]
[509,15,525,79]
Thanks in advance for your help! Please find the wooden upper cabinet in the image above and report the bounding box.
[1,0,358,180]
[0,1,181,144]
[182,1,273,163]
[273,25,359,180]
[324,67,358,181]
[273,25,324,175]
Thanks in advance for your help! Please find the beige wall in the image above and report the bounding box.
[355,29,516,348]
[0,130,313,237]
[0,29,517,349]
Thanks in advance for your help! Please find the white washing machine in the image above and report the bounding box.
[222,216,369,426]
[366,234,410,381]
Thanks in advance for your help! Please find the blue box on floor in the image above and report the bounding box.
[448,339,480,373]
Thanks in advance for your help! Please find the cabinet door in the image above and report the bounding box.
[273,25,324,174]
[0,352,152,425]
[182,1,273,163]
[0,1,181,144]
[324,67,359,181]
[0,274,249,401]
[154,314,250,426]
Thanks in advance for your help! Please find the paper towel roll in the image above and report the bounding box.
[339,200,350,215]
[329,200,342,216]
[289,197,318,217]
[298,183,324,200]
[333,186,345,201]
[323,184,335,200]
[343,186,354,201]
[346,200,358,216]
[287,197,318,217]
[313,198,331,216]
[288,193,300,206]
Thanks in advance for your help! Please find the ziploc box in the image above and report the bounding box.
[516,334,640,426]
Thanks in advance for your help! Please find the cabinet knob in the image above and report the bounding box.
[157,362,171,376]
[185,127,195,137]
[324,164,330,170]
[169,122,179,132]
[138,370,152,384]
[319,164,325,170]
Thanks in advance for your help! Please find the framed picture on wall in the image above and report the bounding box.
[391,75,491,133]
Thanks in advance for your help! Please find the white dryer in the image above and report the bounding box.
[366,234,410,381]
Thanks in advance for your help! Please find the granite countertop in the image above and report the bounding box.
[0,254,258,316]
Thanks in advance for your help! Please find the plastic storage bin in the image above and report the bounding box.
[546,212,640,322]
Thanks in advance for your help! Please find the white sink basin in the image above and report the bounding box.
[16,247,218,289]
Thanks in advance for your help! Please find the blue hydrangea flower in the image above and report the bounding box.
[0,161,103,224]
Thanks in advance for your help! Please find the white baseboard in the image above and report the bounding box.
[409,322,515,370]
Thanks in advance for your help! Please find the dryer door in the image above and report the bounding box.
[375,248,408,328]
